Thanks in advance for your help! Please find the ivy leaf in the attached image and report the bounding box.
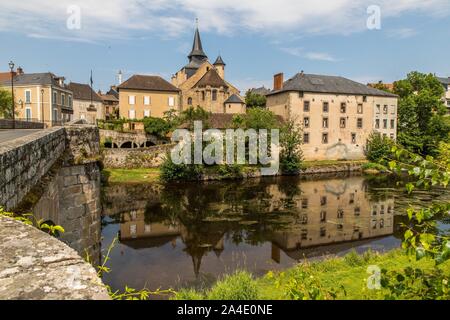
[406,183,415,194]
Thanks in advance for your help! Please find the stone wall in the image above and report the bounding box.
[0,215,109,300]
[100,129,163,149]
[0,127,66,210]
[103,144,174,168]
[0,119,45,129]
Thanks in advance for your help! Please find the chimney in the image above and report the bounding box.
[16,67,24,75]
[117,70,123,85]
[274,73,284,91]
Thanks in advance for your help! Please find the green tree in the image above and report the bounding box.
[365,132,395,162]
[232,108,279,130]
[245,90,266,108]
[0,88,13,118]
[394,72,450,155]
[180,106,210,130]
[142,117,171,138]
[280,118,303,174]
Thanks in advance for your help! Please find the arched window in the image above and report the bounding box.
[187,97,193,105]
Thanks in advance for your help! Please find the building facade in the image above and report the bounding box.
[171,26,244,114]
[0,70,73,126]
[68,82,104,124]
[437,77,450,114]
[99,87,119,120]
[118,75,180,120]
[266,72,398,161]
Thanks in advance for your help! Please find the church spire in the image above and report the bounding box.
[188,19,208,63]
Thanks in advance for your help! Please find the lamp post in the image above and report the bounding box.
[8,61,15,129]
[41,89,45,126]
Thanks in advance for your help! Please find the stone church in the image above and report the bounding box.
[171,25,245,114]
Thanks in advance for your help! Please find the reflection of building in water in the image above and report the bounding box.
[268,177,394,261]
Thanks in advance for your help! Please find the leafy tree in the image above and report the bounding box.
[245,90,266,108]
[142,117,171,138]
[232,108,279,130]
[394,72,450,155]
[365,132,395,162]
[280,118,303,174]
[179,106,210,130]
[0,88,13,118]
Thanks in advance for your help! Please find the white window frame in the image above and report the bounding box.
[168,96,175,107]
[25,90,32,104]
[53,91,57,105]
[129,95,136,105]
[144,96,151,105]
[129,109,136,119]
[25,107,32,121]
[144,109,150,117]
[61,93,66,106]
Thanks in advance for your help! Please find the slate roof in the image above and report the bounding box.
[437,77,450,85]
[100,94,119,103]
[267,73,398,98]
[194,69,228,88]
[0,72,69,89]
[188,27,208,61]
[224,94,244,104]
[249,86,271,96]
[68,82,102,102]
[118,75,180,92]
[214,55,226,66]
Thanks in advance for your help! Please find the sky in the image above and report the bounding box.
[0,0,449,93]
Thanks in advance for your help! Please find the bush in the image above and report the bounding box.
[207,271,259,300]
[280,119,303,174]
[142,117,171,138]
[365,132,395,162]
[160,155,203,182]
[217,164,243,179]
[173,289,204,300]
[362,162,388,172]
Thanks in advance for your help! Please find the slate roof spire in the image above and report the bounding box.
[213,55,225,66]
[188,19,208,63]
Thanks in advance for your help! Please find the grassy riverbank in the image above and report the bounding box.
[102,168,160,184]
[173,249,450,300]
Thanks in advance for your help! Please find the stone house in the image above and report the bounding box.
[437,77,450,114]
[68,82,104,124]
[266,72,398,161]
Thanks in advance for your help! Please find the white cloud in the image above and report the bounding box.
[386,27,418,39]
[280,47,337,62]
[0,0,449,41]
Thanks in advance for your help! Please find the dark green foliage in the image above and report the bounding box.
[245,90,266,108]
[160,154,203,182]
[365,132,394,162]
[280,118,303,174]
[232,108,279,130]
[142,117,171,138]
[0,88,13,118]
[179,106,210,130]
[217,164,243,179]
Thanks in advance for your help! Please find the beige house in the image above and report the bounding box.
[99,87,119,120]
[437,77,450,114]
[118,75,180,120]
[266,72,398,161]
[0,69,73,126]
[68,82,104,124]
[171,26,244,114]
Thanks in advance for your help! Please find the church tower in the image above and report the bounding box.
[213,55,226,79]
[183,21,208,78]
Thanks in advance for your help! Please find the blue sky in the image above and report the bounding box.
[0,0,449,93]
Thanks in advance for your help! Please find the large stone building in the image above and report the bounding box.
[67,82,104,124]
[0,68,73,126]
[171,26,244,114]
[118,75,180,119]
[266,72,398,161]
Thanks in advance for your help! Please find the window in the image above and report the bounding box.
[323,102,329,113]
[187,97,193,105]
[383,119,388,129]
[202,91,205,101]
[340,102,346,113]
[357,118,363,129]
[349,193,355,204]
[68,95,72,107]
[212,90,217,101]
[320,227,326,237]
[25,90,31,104]
[340,117,346,128]
[351,133,357,144]
[376,104,381,114]
[129,95,135,105]
[390,119,395,129]
[53,91,57,104]
[144,96,151,105]
[144,110,150,117]
[322,117,329,128]
[320,211,327,223]
[363,96,367,102]
[320,196,327,206]
[168,96,175,107]
[299,92,304,98]
[303,133,309,144]
[354,207,361,216]
[383,105,388,114]
[303,117,310,128]
[337,209,344,219]
[390,133,395,139]
[61,94,65,106]
[322,133,329,144]
[357,103,363,114]
[302,199,308,209]
[391,105,396,114]
[129,110,136,119]
[303,101,310,112]
[375,119,380,129]
[25,108,32,121]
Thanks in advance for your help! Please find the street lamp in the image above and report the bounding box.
[8,61,15,129]
[41,89,45,126]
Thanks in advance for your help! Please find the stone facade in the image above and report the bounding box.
[100,129,162,149]
[102,144,174,168]
[0,215,109,300]
[0,119,45,129]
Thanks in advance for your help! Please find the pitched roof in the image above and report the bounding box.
[67,82,103,102]
[188,27,208,61]
[213,55,226,66]
[437,77,450,85]
[194,69,228,88]
[268,73,398,98]
[249,86,271,96]
[100,94,119,103]
[118,75,180,92]
[0,72,13,83]
[224,94,244,104]
[0,72,69,89]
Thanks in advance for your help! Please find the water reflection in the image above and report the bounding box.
[101,174,421,291]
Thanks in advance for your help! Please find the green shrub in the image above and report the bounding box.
[207,271,259,300]
[173,289,204,300]
[365,132,395,162]
[160,155,203,182]
[362,162,388,172]
[142,117,171,138]
[217,164,243,179]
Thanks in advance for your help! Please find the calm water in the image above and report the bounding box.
[100,174,450,292]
